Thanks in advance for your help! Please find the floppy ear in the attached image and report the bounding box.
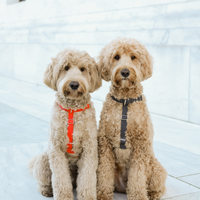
[89,61,102,93]
[98,46,112,82]
[43,60,57,91]
[140,46,153,81]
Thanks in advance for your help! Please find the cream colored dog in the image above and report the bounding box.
[28,49,101,200]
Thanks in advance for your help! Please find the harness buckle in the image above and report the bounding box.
[68,119,74,124]
[121,115,127,120]
[120,138,126,142]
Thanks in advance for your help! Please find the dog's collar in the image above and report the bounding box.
[58,103,90,154]
[59,104,90,113]
[110,94,142,149]
[111,95,142,105]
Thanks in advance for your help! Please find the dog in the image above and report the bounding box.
[28,49,102,200]
[97,38,167,200]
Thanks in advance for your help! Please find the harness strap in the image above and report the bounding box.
[59,104,90,154]
[111,95,142,149]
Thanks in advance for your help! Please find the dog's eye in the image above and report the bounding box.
[65,66,69,71]
[80,67,85,72]
[114,55,120,60]
[131,56,136,60]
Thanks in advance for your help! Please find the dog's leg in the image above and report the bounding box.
[76,131,98,200]
[49,147,73,200]
[127,149,149,200]
[97,138,115,200]
[30,151,53,197]
[148,158,167,200]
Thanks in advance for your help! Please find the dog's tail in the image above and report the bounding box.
[28,155,40,175]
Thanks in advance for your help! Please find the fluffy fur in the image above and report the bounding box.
[97,38,167,200]
[28,49,102,200]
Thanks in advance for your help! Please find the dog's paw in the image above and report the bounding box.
[38,185,53,197]
[127,193,149,200]
[97,190,113,200]
[148,191,163,200]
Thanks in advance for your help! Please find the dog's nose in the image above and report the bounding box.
[121,68,130,78]
[70,81,79,90]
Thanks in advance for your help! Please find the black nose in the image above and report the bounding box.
[70,81,79,90]
[121,68,130,78]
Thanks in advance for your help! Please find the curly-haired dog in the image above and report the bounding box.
[97,38,167,200]
[28,49,102,200]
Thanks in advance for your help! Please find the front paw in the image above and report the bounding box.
[148,191,163,200]
[78,188,96,200]
[127,192,148,200]
[37,184,53,197]
[97,189,113,200]
[53,187,73,200]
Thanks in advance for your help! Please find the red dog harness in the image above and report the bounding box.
[59,104,90,154]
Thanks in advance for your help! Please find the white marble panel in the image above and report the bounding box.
[0,89,52,122]
[1,0,200,46]
[1,1,200,38]
[189,47,200,124]
[0,44,15,77]
[0,1,6,24]
[94,28,200,46]
[2,28,200,46]
[0,76,55,106]
[1,24,200,46]
[13,44,63,85]
[14,44,41,84]
[179,174,200,188]
[143,46,190,121]
[1,14,200,43]
[2,0,196,24]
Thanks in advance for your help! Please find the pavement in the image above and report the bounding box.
[0,76,200,200]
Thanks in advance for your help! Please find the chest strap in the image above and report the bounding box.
[111,95,142,149]
[59,104,90,154]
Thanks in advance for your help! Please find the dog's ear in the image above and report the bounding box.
[43,59,57,91]
[140,46,153,81]
[89,61,102,92]
[98,46,112,82]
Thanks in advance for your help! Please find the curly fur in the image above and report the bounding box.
[97,38,167,200]
[28,49,102,200]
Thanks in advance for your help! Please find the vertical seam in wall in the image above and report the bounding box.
[188,46,191,122]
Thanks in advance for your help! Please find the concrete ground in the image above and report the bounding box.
[0,76,200,200]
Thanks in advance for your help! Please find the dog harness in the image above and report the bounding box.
[59,104,90,154]
[111,95,143,149]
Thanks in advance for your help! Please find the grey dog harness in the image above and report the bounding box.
[111,95,143,149]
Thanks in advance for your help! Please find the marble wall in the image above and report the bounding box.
[0,0,200,124]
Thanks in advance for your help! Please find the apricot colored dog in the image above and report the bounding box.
[97,38,167,200]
